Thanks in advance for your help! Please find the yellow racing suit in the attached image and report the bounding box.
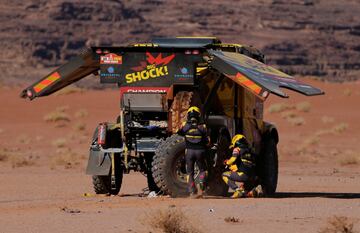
[222,146,257,198]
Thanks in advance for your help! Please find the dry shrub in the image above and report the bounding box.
[330,149,340,156]
[281,111,297,119]
[74,122,86,131]
[314,129,332,137]
[54,86,83,96]
[332,123,348,134]
[52,138,67,148]
[287,116,305,126]
[319,216,356,233]
[322,116,335,124]
[11,154,37,168]
[314,123,348,136]
[304,136,320,146]
[16,134,31,144]
[44,108,70,123]
[296,101,311,112]
[343,89,352,97]
[267,103,294,113]
[51,148,82,169]
[148,208,202,233]
[296,135,320,154]
[74,109,88,118]
[296,124,351,157]
[56,105,69,112]
[0,148,10,162]
[338,151,359,166]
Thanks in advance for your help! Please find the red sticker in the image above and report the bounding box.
[100,53,122,64]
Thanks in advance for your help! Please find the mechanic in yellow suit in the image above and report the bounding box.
[222,134,263,198]
[178,106,209,197]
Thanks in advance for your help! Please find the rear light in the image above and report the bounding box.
[97,123,107,146]
[262,91,270,98]
[192,50,199,55]
[26,90,33,98]
[96,49,102,54]
[103,50,110,54]
[185,50,191,55]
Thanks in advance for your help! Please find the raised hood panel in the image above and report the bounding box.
[20,48,99,100]
[208,50,324,98]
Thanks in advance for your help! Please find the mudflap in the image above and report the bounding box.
[86,148,111,175]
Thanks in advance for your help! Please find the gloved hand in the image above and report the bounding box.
[223,159,229,169]
[210,143,218,150]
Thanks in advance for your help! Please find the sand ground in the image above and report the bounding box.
[0,79,359,233]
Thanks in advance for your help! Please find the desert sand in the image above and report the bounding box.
[0,79,359,233]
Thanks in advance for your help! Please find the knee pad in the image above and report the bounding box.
[222,171,231,178]
[222,175,229,184]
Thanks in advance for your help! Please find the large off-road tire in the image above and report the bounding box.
[206,127,231,196]
[92,154,123,195]
[170,91,193,133]
[152,134,188,197]
[152,131,230,197]
[258,137,278,196]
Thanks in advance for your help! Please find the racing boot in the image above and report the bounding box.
[196,171,207,198]
[247,185,264,198]
[188,181,198,198]
[231,188,246,198]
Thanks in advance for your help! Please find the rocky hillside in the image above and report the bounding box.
[1,0,360,85]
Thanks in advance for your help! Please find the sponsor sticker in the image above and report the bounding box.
[125,52,175,84]
[100,53,122,64]
[174,67,193,80]
[181,67,188,74]
[107,66,115,73]
[119,87,169,97]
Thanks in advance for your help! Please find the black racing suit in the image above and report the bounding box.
[222,146,256,195]
[178,121,209,193]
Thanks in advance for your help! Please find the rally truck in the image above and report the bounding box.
[21,37,324,197]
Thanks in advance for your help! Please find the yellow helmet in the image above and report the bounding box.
[187,106,201,122]
[187,106,201,115]
[229,134,246,149]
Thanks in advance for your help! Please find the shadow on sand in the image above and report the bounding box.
[200,192,360,200]
[273,192,360,199]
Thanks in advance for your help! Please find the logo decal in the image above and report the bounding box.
[125,52,175,84]
[100,53,122,65]
[174,67,193,80]
[180,67,188,74]
[107,66,114,73]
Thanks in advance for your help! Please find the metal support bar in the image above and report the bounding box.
[110,152,116,190]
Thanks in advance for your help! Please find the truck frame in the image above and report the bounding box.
[21,37,324,197]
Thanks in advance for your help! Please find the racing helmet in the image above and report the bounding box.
[229,134,248,149]
[187,106,201,122]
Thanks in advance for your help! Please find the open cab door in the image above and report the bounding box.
[20,48,99,100]
[208,50,324,99]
